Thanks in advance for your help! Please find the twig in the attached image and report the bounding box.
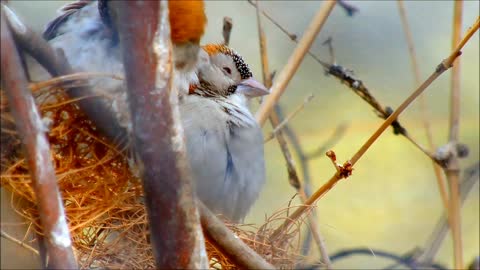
[198,203,275,269]
[247,0,355,68]
[255,1,270,87]
[109,1,207,268]
[248,1,440,168]
[248,0,298,41]
[264,94,314,143]
[255,0,336,126]
[1,229,39,256]
[337,0,359,17]
[322,37,335,64]
[269,16,480,242]
[328,248,447,270]
[305,123,348,159]
[397,0,449,212]
[419,162,479,264]
[325,62,446,165]
[222,17,232,46]
[1,11,77,269]
[446,2,465,268]
[255,2,331,266]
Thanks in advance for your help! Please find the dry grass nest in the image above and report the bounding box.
[1,77,308,269]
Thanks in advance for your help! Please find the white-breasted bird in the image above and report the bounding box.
[40,0,267,222]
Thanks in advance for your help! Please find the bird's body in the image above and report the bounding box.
[41,0,266,222]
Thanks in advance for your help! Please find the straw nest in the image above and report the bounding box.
[1,79,306,269]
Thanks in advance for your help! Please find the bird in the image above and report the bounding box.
[182,44,268,222]
[41,0,207,131]
[40,0,267,222]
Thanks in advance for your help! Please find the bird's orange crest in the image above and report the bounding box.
[202,44,234,56]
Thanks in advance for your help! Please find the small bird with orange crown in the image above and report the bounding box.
[41,0,268,222]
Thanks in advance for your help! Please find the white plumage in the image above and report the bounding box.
[40,0,267,222]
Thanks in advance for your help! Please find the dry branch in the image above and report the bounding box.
[1,229,39,256]
[199,203,275,269]
[264,94,314,143]
[255,0,336,126]
[269,16,480,242]
[254,1,332,266]
[0,11,77,269]
[108,1,207,268]
[419,162,479,264]
[397,0,450,214]
[446,2,465,268]
[222,17,233,46]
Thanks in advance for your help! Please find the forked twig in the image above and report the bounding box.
[255,1,331,267]
[255,0,336,126]
[397,0,449,214]
[264,94,314,143]
[269,17,480,242]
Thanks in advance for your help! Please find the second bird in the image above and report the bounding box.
[41,0,268,222]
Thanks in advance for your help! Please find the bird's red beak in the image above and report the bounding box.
[236,78,270,97]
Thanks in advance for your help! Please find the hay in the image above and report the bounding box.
[1,82,304,269]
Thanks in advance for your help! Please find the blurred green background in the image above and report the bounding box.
[2,1,479,269]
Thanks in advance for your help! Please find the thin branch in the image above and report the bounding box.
[222,17,233,46]
[248,1,441,169]
[255,2,332,266]
[1,229,40,256]
[446,2,465,268]
[419,162,479,264]
[269,17,480,242]
[109,1,207,268]
[247,0,354,69]
[198,203,275,269]
[397,0,449,212]
[337,0,359,17]
[255,0,336,126]
[264,94,314,143]
[305,123,348,159]
[248,0,298,41]
[328,248,447,270]
[0,11,77,269]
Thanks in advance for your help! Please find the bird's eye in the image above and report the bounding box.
[223,67,232,75]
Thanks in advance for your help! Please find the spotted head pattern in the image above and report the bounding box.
[202,44,253,80]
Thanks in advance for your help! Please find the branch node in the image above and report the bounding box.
[326,150,353,179]
[435,142,470,168]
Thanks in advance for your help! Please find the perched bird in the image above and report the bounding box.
[183,44,268,221]
[41,0,267,222]
[42,0,207,130]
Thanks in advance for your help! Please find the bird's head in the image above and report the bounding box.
[195,44,269,99]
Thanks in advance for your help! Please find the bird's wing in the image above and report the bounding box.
[43,0,93,40]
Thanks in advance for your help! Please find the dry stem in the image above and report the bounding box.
[264,94,314,143]
[397,0,449,212]
[222,17,233,46]
[447,2,465,268]
[1,229,39,256]
[254,1,332,266]
[255,0,336,126]
[419,162,479,264]
[269,16,480,242]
